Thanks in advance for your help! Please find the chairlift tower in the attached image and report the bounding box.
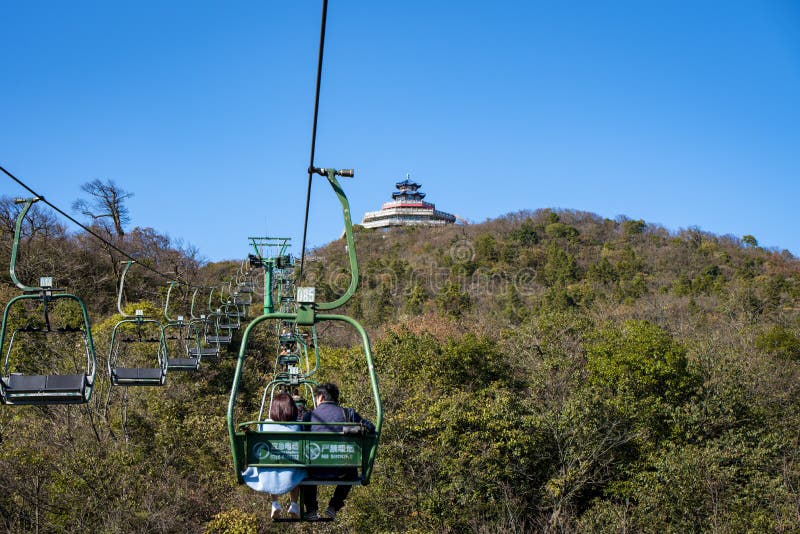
[247,237,292,315]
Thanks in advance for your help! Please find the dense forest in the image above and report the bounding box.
[1,191,799,533]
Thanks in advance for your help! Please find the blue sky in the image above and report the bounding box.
[2,1,798,262]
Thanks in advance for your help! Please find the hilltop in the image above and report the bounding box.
[310,207,798,337]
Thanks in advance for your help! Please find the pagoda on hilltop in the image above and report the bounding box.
[361,175,457,229]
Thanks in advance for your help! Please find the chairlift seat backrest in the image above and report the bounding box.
[278,354,300,366]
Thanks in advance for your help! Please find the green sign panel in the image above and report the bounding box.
[245,435,363,467]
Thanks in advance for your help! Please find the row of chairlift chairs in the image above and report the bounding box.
[3,171,383,522]
[109,261,261,387]
[0,198,257,403]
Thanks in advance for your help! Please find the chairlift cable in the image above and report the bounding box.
[298,0,329,285]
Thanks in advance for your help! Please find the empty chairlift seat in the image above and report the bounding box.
[0,292,98,406]
[166,355,200,371]
[111,367,165,386]
[206,333,233,344]
[188,347,220,358]
[108,314,167,387]
[163,320,201,372]
[2,372,93,405]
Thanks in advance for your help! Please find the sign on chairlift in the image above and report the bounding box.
[39,277,53,288]
[296,287,315,304]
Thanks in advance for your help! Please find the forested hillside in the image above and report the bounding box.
[1,198,799,532]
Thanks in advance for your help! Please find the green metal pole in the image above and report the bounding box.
[263,261,274,315]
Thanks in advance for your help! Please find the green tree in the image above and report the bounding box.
[542,242,579,287]
[474,232,499,264]
[435,280,472,318]
[510,218,539,245]
[622,218,646,236]
[742,234,758,247]
[755,325,800,360]
[586,320,699,440]
[404,281,428,315]
[501,284,528,324]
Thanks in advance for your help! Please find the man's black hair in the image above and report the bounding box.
[315,382,339,403]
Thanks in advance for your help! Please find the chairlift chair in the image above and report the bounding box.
[228,169,382,501]
[189,287,223,357]
[188,315,221,359]
[108,310,167,386]
[109,262,168,386]
[0,198,97,404]
[163,281,201,370]
[163,316,201,371]
[206,309,233,345]
[217,302,241,331]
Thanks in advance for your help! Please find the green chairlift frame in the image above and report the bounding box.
[205,288,233,344]
[226,281,249,319]
[0,198,97,404]
[217,300,242,331]
[228,169,383,491]
[163,281,201,371]
[188,287,221,359]
[108,261,167,386]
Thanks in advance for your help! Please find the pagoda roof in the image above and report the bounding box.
[392,190,426,199]
[395,178,422,190]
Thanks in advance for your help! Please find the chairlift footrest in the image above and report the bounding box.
[112,368,165,386]
[167,358,200,371]
[188,348,220,357]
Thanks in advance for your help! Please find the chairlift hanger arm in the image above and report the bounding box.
[117,261,136,317]
[164,281,179,322]
[9,197,43,292]
[308,168,359,311]
[207,287,216,313]
[190,287,201,320]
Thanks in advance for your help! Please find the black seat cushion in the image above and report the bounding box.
[6,374,86,393]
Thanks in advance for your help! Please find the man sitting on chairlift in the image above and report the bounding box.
[302,382,375,521]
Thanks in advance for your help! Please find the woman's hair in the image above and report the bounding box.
[270,392,298,422]
[315,382,339,403]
